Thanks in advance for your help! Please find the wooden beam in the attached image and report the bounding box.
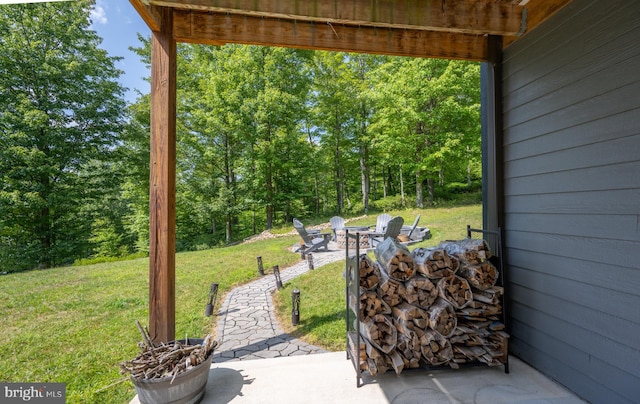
[173,10,489,61]
[129,0,163,31]
[149,6,177,344]
[503,0,574,47]
[151,0,525,36]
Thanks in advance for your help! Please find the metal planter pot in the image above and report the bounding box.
[132,339,212,404]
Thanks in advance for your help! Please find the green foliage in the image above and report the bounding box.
[1,3,484,270]
[0,1,127,271]
[72,252,148,267]
[368,195,417,212]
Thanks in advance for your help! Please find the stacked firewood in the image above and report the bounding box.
[350,237,508,377]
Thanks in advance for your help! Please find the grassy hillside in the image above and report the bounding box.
[0,237,300,403]
[0,203,481,403]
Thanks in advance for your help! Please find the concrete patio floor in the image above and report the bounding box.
[131,352,586,404]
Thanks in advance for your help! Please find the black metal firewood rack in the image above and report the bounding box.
[345,226,509,388]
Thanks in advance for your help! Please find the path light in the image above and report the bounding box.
[257,256,264,276]
[273,265,283,290]
[205,283,218,317]
[307,253,314,270]
[291,289,300,326]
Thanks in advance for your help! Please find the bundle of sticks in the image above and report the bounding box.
[378,270,406,308]
[358,314,396,354]
[358,254,380,290]
[404,276,438,309]
[355,290,391,319]
[427,298,457,338]
[120,321,217,382]
[458,261,498,290]
[412,247,459,279]
[436,275,473,309]
[420,330,454,366]
[439,239,491,264]
[375,238,415,281]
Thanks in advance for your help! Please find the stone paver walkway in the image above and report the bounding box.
[212,244,345,362]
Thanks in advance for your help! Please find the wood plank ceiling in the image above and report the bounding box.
[131,0,574,62]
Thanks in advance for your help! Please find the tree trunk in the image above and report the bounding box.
[415,171,424,209]
[467,145,472,186]
[334,108,343,214]
[224,133,233,242]
[427,178,435,206]
[265,125,274,229]
[225,213,232,244]
[265,176,273,230]
[383,166,389,198]
[399,165,406,208]
[360,144,370,213]
[306,126,320,215]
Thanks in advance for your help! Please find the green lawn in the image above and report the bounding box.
[0,203,481,403]
[0,237,299,403]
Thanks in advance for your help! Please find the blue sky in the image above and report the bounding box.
[90,0,151,103]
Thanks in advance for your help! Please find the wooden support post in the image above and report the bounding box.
[149,6,177,344]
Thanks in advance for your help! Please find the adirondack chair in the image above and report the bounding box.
[372,213,393,233]
[401,214,421,239]
[293,218,320,234]
[369,216,404,247]
[329,216,345,241]
[293,218,331,257]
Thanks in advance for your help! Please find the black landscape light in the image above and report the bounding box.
[291,289,301,326]
[307,253,314,270]
[204,283,219,317]
[273,265,283,290]
[257,256,264,276]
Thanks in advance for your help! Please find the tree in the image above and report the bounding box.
[310,52,359,214]
[369,58,481,207]
[0,1,126,271]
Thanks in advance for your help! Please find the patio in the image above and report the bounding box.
[130,353,585,403]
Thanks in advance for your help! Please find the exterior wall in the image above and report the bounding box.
[501,0,640,403]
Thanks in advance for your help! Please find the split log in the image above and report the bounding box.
[404,276,438,308]
[358,254,380,290]
[439,239,492,264]
[374,238,415,281]
[395,330,422,369]
[385,350,405,375]
[472,286,503,305]
[359,314,397,354]
[427,298,457,338]
[420,330,454,366]
[378,269,406,308]
[459,261,498,290]
[392,302,429,332]
[436,275,473,309]
[353,290,391,320]
[349,332,390,376]
[347,332,367,371]
[411,247,459,279]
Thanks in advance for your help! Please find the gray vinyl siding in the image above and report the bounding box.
[501,0,640,403]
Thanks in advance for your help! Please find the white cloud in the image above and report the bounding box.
[90,4,108,25]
